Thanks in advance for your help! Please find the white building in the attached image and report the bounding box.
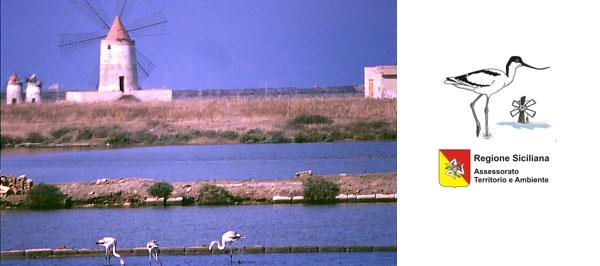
[364,65,397,99]
[25,74,42,104]
[5,73,23,105]
[98,16,139,92]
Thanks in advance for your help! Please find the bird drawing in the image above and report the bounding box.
[444,56,549,138]
[209,231,245,264]
[146,239,162,266]
[96,237,125,265]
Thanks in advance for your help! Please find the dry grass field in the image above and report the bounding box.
[1,96,396,147]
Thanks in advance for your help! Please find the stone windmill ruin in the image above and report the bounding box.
[59,0,171,102]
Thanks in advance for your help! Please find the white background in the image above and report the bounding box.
[397,0,599,265]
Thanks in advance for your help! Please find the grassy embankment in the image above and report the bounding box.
[0,97,396,148]
[0,173,397,209]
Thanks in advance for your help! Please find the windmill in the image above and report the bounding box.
[59,0,167,91]
[510,96,536,124]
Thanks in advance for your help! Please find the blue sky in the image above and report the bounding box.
[1,0,396,90]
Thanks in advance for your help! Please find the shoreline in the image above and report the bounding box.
[0,173,396,209]
[0,139,397,154]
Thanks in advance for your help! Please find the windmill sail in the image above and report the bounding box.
[59,31,106,55]
[126,11,168,37]
[135,50,156,80]
[69,0,111,30]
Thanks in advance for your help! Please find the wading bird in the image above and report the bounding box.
[146,239,162,266]
[209,231,245,264]
[444,56,549,138]
[96,237,125,265]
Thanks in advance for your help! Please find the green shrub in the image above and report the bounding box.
[25,132,46,143]
[265,132,290,143]
[293,130,328,143]
[50,127,75,139]
[289,114,333,127]
[196,184,236,205]
[240,128,266,143]
[302,176,340,204]
[76,125,122,141]
[220,131,239,140]
[106,132,133,146]
[1,134,21,148]
[147,182,174,207]
[26,183,66,209]
[76,128,94,140]
[78,192,124,205]
[130,130,159,144]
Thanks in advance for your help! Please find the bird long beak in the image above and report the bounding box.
[522,62,550,70]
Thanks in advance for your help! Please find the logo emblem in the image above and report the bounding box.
[439,149,470,187]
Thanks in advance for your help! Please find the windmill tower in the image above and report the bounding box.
[6,73,23,105]
[98,16,140,93]
[25,74,42,104]
[60,1,172,102]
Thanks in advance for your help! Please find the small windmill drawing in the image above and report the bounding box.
[58,0,167,89]
[510,96,536,124]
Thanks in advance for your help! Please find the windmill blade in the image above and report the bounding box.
[510,109,520,117]
[126,11,168,37]
[135,50,156,80]
[525,109,536,118]
[512,100,521,108]
[525,99,536,107]
[69,0,111,30]
[114,0,136,22]
[59,31,106,55]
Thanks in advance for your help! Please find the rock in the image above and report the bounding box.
[88,191,95,195]
[295,170,312,178]
[95,178,108,185]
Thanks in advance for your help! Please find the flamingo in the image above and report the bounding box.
[146,239,162,266]
[96,237,124,265]
[209,231,245,264]
[444,56,549,138]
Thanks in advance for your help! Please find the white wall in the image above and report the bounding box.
[364,66,396,99]
[25,85,42,104]
[98,39,140,92]
[66,90,172,103]
[5,83,22,104]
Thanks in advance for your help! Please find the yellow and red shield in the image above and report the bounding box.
[439,149,470,187]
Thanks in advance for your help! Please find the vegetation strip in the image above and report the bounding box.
[0,246,396,259]
[1,97,396,148]
[1,173,396,209]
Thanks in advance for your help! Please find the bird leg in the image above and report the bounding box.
[230,245,233,265]
[484,96,491,139]
[157,255,163,266]
[470,94,483,137]
[155,251,163,266]
[238,246,244,264]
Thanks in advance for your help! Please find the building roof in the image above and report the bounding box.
[105,16,131,42]
[8,73,21,84]
[371,65,397,75]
